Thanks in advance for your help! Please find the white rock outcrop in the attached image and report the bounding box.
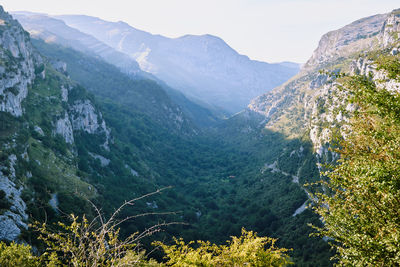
[0,7,38,117]
[0,155,28,241]
[55,113,74,144]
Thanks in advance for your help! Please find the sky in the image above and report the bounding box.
[1,0,399,63]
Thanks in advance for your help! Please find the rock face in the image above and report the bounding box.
[0,155,28,241]
[0,6,112,241]
[55,113,74,144]
[0,6,39,241]
[248,9,400,156]
[0,7,39,116]
[49,14,299,113]
[69,100,111,148]
[70,100,101,134]
[304,13,388,70]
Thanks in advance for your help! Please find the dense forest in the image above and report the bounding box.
[0,5,399,267]
[1,51,399,266]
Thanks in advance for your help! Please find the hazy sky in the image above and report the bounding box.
[2,0,399,63]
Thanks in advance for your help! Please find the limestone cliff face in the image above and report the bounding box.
[248,9,400,156]
[69,99,111,149]
[0,6,39,116]
[70,100,102,134]
[0,6,36,241]
[55,113,74,144]
[0,6,111,241]
[304,13,387,70]
[0,155,28,241]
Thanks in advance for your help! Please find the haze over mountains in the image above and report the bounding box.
[0,4,399,265]
[13,12,300,113]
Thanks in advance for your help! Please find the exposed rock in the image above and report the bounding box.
[50,59,67,74]
[292,200,308,217]
[0,215,23,241]
[381,10,400,47]
[60,85,68,102]
[70,100,111,149]
[55,113,74,144]
[34,125,44,136]
[49,193,59,213]
[0,157,28,240]
[146,201,158,209]
[125,164,138,176]
[304,13,387,70]
[0,6,38,117]
[70,100,101,133]
[88,152,110,167]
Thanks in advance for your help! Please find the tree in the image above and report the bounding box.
[312,53,400,265]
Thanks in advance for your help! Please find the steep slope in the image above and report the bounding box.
[0,6,208,246]
[3,5,399,266]
[0,6,109,240]
[247,10,399,150]
[31,39,198,136]
[0,7,331,265]
[12,12,142,77]
[13,12,224,127]
[54,15,300,113]
[213,8,400,264]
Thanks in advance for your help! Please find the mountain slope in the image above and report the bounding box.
[54,14,300,113]
[247,10,398,149]
[12,12,142,77]
[12,12,225,127]
[214,8,400,264]
[0,7,331,265]
[0,6,108,240]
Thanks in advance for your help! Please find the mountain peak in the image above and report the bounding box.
[304,13,388,70]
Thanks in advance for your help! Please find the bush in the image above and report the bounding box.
[0,242,40,267]
[155,228,293,266]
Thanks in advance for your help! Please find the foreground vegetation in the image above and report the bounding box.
[313,52,400,265]
[0,215,292,266]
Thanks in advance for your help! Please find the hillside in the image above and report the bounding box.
[0,5,399,266]
[0,6,329,265]
[54,14,299,113]
[12,12,226,127]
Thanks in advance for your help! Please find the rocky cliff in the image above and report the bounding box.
[248,9,400,157]
[0,6,39,117]
[0,7,112,240]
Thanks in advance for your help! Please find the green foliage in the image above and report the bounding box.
[0,242,40,267]
[34,215,148,266]
[20,37,333,265]
[312,53,400,265]
[32,190,169,266]
[155,228,292,266]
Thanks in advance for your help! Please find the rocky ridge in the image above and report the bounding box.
[248,9,400,156]
[51,14,299,113]
[0,6,39,117]
[0,7,111,240]
[12,12,142,77]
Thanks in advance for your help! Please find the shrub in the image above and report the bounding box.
[0,242,40,267]
[155,228,292,266]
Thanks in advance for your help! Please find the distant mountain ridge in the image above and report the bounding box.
[50,14,300,113]
[12,12,227,127]
[12,12,142,77]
